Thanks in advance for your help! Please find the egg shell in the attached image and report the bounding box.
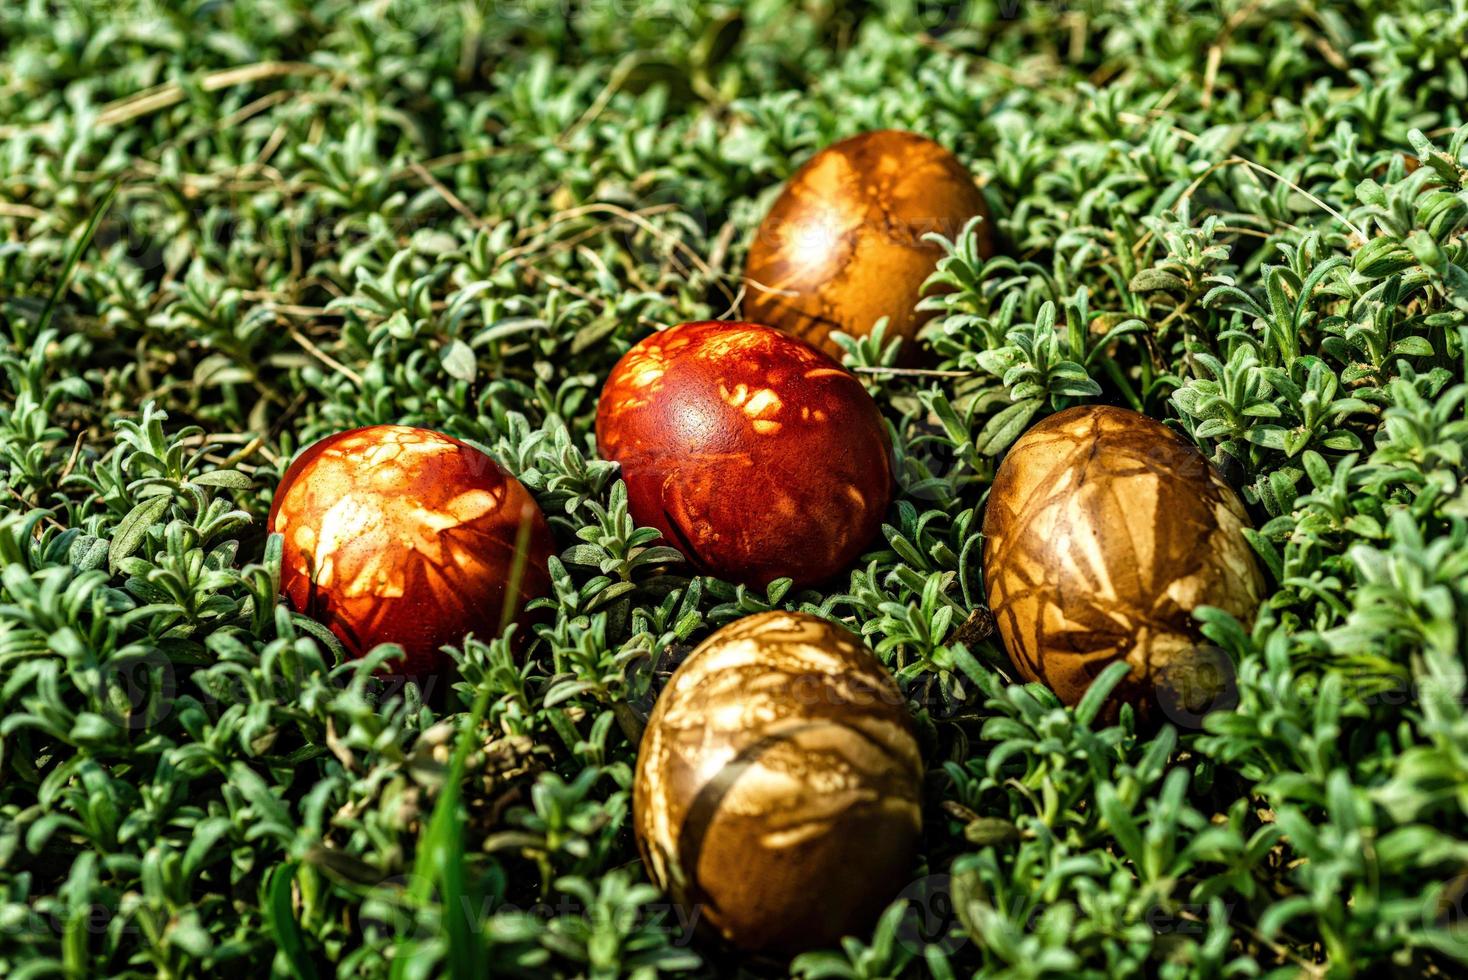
[633,611,923,954]
[981,405,1265,722]
[743,129,993,360]
[268,424,554,674]
[595,320,892,588]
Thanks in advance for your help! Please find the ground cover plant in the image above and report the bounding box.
[2,0,1467,976]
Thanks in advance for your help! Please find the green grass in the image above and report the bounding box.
[2,1,1468,977]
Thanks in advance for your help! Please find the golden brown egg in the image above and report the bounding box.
[633,611,922,954]
[743,129,993,360]
[981,406,1265,722]
[268,425,554,674]
[595,320,892,589]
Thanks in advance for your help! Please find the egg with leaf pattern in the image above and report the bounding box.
[269,425,554,674]
[595,320,892,589]
[743,129,993,360]
[981,406,1265,723]
[633,611,922,954]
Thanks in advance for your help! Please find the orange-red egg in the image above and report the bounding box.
[268,425,554,674]
[743,129,993,361]
[595,320,893,589]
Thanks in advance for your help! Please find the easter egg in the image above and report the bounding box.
[981,406,1265,721]
[633,611,922,953]
[743,129,993,360]
[595,320,892,588]
[269,425,554,673]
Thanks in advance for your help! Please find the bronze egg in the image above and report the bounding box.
[981,406,1265,723]
[633,611,922,954]
[743,129,993,360]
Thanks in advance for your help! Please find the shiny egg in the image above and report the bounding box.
[595,320,892,589]
[268,425,554,674]
[634,611,923,954]
[743,129,993,360]
[981,406,1265,722]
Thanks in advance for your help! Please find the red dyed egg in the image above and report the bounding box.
[268,425,554,674]
[595,321,892,588]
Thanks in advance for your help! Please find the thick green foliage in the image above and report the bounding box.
[2,1,1467,977]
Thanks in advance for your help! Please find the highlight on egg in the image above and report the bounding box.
[743,129,994,360]
[595,320,893,589]
[633,611,922,954]
[981,405,1265,722]
[268,424,555,674]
